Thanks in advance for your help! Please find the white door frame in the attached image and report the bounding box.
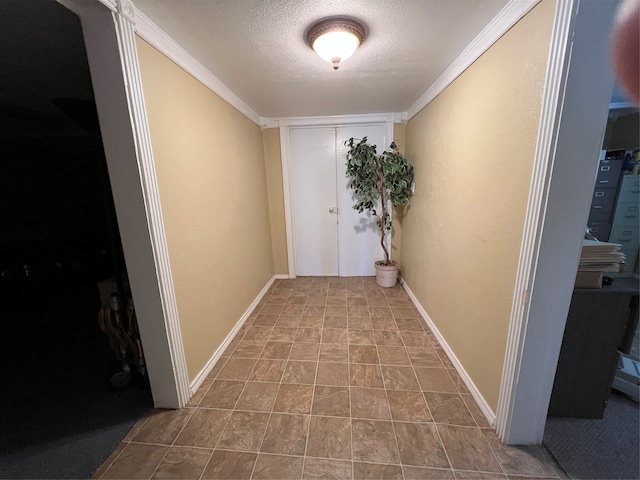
[278,114,397,278]
[56,0,190,408]
[495,0,618,443]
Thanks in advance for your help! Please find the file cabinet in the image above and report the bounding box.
[610,175,640,275]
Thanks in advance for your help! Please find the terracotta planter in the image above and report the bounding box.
[375,261,398,288]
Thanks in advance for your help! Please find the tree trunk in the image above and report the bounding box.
[377,157,390,264]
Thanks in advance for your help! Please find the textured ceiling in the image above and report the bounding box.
[132,0,511,118]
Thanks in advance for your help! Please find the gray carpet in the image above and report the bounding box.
[544,391,640,479]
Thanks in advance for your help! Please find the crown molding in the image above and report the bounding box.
[264,112,406,129]
[130,3,262,126]
[407,0,541,120]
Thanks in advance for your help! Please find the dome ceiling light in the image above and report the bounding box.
[305,16,367,70]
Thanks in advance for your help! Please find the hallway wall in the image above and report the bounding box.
[401,0,556,411]
[136,38,275,380]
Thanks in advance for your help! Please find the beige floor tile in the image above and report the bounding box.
[234,382,279,412]
[435,348,455,368]
[283,304,305,315]
[300,316,324,328]
[454,471,507,479]
[242,326,273,342]
[377,346,412,366]
[306,295,326,305]
[316,362,349,386]
[326,305,348,316]
[199,380,245,409]
[395,318,424,331]
[306,416,352,460]
[348,329,377,345]
[303,305,326,316]
[354,462,403,479]
[349,345,380,364]
[290,342,320,361]
[350,387,390,420]
[186,379,212,407]
[348,315,373,328]
[324,315,348,328]
[322,328,348,344]
[403,466,456,479]
[260,341,293,359]
[381,365,420,390]
[326,297,347,306]
[216,411,270,452]
[253,454,304,479]
[447,368,471,393]
[351,419,400,464]
[174,409,231,448]
[391,306,418,318]
[276,315,302,328]
[201,450,256,480]
[217,358,257,381]
[282,360,317,384]
[425,392,476,426]
[312,385,350,417]
[303,458,353,479]
[414,367,458,393]
[350,364,385,388]
[320,344,349,362]
[386,390,432,422]
[374,330,404,346]
[369,306,392,318]
[437,424,502,472]
[273,384,314,414]
[131,408,193,445]
[406,348,441,368]
[371,317,397,330]
[150,446,212,479]
[296,327,322,343]
[268,327,298,342]
[461,394,491,428]
[400,331,432,348]
[253,313,279,325]
[367,297,390,307]
[232,341,266,359]
[261,413,309,455]
[394,422,449,468]
[348,297,368,307]
[101,443,168,479]
[248,359,286,382]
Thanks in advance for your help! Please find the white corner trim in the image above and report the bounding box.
[190,275,279,394]
[114,7,191,407]
[495,0,578,442]
[130,4,262,126]
[279,121,297,278]
[407,0,541,120]
[401,279,496,427]
[264,118,280,129]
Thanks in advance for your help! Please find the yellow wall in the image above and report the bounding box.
[401,0,556,410]
[136,38,275,380]
[263,128,288,274]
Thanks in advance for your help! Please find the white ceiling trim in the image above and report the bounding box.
[266,112,404,129]
[407,0,541,120]
[130,3,263,126]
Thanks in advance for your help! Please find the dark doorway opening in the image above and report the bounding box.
[0,1,152,477]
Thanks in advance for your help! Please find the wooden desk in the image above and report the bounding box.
[548,277,639,418]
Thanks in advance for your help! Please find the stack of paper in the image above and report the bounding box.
[575,239,626,288]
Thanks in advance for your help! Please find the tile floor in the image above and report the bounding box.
[94,277,567,480]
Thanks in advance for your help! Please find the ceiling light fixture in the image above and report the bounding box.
[305,16,366,70]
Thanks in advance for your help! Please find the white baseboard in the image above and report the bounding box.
[189,275,279,395]
[401,279,496,427]
[274,274,290,279]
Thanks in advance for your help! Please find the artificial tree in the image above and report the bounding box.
[345,136,414,284]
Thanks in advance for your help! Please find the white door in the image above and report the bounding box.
[290,124,387,276]
[336,125,387,276]
[291,127,339,276]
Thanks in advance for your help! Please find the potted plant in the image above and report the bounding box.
[345,136,414,287]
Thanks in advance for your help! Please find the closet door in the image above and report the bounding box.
[336,125,388,276]
[290,127,339,276]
